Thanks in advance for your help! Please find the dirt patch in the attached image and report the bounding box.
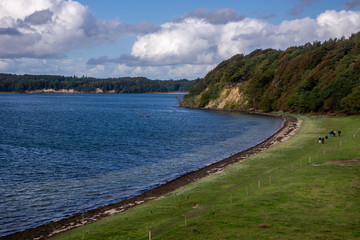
[1,113,300,240]
[311,159,360,166]
[207,87,243,109]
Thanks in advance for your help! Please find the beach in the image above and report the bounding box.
[2,113,301,240]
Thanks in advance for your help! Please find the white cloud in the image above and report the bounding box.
[0,0,53,20]
[316,10,360,39]
[112,63,215,80]
[131,18,220,65]
[1,57,212,80]
[87,64,105,77]
[0,0,157,58]
[0,0,90,57]
[217,18,271,58]
[128,9,360,64]
[95,9,360,79]
[1,4,360,80]
[167,64,216,79]
[1,57,91,77]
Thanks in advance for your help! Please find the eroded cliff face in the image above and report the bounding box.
[205,86,248,110]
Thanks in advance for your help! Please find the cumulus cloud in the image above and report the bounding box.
[131,18,221,65]
[0,0,159,58]
[2,3,360,80]
[88,18,221,67]
[97,9,360,69]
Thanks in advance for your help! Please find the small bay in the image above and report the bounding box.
[0,93,283,236]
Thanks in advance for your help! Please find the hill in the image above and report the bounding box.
[182,32,360,114]
[0,74,195,93]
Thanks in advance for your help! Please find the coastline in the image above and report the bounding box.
[2,113,301,240]
[1,90,189,94]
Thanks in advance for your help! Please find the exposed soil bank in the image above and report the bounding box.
[1,113,300,240]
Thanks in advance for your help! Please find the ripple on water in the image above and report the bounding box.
[0,93,283,236]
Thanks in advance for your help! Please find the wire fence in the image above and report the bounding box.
[81,129,359,240]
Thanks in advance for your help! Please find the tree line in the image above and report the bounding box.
[183,32,360,114]
[0,74,196,93]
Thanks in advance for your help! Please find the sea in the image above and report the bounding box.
[0,93,283,237]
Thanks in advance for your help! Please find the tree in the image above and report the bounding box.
[341,85,360,114]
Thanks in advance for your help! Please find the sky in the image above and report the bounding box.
[0,0,360,80]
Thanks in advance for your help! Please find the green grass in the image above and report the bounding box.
[53,115,360,240]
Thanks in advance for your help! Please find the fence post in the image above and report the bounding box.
[82,213,85,240]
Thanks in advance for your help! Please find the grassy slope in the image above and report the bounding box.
[54,115,360,240]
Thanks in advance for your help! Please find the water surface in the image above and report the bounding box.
[0,93,283,236]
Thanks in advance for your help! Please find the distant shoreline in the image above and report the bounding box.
[2,112,301,240]
[0,90,188,94]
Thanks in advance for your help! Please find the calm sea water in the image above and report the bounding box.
[0,93,283,236]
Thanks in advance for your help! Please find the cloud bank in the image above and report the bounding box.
[90,9,360,68]
[0,0,158,58]
[1,0,360,79]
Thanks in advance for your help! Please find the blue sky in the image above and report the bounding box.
[0,0,360,79]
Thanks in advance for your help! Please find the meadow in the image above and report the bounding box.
[54,114,360,239]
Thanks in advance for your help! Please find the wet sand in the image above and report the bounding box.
[2,113,301,240]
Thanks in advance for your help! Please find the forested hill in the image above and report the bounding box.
[182,32,360,115]
[0,74,196,93]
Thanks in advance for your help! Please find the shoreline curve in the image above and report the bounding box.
[2,113,301,240]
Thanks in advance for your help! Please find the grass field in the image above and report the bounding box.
[53,115,360,240]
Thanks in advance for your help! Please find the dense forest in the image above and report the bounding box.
[0,74,195,93]
[183,32,360,114]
